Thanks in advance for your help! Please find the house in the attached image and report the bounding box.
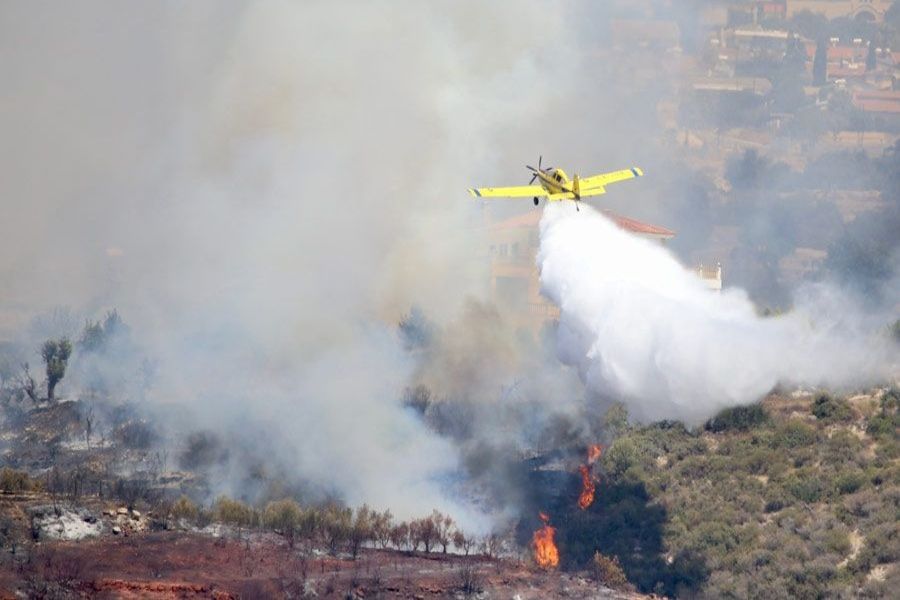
[786,1,892,22]
[852,89,900,115]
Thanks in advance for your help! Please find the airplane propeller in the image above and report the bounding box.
[526,155,553,184]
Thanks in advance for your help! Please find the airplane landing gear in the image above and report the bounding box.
[533,197,539,206]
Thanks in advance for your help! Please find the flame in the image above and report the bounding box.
[577,464,596,510]
[532,512,559,569]
[577,444,602,510]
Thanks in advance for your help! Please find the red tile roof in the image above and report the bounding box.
[490,208,675,238]
[804,43,868,62]
[852,90,900,114]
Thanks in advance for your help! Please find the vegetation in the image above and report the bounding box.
[705,404,768,432]
[0,468,40,494]
[591,552,631,591]
[40,338,72,402]
[576,392,900,598]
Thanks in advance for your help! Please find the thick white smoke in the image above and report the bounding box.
[539,203,898,424]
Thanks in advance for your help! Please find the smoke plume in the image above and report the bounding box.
[539,204,898,424]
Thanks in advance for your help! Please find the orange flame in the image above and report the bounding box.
[577,464,596,510]
[532,512,559,569]
[577,444,602,510]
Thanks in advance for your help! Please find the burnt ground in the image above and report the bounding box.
[0,527,648,600]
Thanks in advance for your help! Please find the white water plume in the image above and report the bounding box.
[538,203,898,424]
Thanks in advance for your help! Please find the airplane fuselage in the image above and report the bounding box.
[534,168,581,199]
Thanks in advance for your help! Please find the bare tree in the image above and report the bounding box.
[19,363,38,403]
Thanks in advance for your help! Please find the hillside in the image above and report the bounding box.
[568,388,900,598]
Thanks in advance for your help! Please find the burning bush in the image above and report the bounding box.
[532,513,559,569]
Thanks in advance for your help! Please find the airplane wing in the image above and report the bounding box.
[468,185,548,199]
[578,167,643,193]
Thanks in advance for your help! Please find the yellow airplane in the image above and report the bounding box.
[468,156,643,208]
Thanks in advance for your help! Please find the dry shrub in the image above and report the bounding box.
[0,467,38,493]
[170,495,199,524]
[592,552,630,590]
[454,564,483,598]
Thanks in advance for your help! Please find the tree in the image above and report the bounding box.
[263,498,303,549]
[410,516,438,553]
[321,504,352,554]
[603,403,630,439]
[453,530,476,556]
[214,496,257,538]
[348,504,375,559]
[813,38,827,86]
[371,509,393,549]
[41,338,72,401]
[18,363,38,403]
[432,510,454,554]
[78,310,125,353]
[389,521,410,551]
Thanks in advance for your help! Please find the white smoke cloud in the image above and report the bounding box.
[538,203,899,424]
[0,0,593,530]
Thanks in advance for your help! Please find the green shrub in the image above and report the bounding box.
[834,471,866,495]
[822,528,851,556]
[851,522,900,571]
[603,438,640,479]
[811,394,853,423]
[866,414,899,439]
[764,486,791,512]
[784,474,825,503]
[773,421,816,449]
[706,404,769,433]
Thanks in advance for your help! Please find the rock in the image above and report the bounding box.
[83,515,97,524]
[112,526,121,535]
[117,507,128,515]
[131,510,141,519]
